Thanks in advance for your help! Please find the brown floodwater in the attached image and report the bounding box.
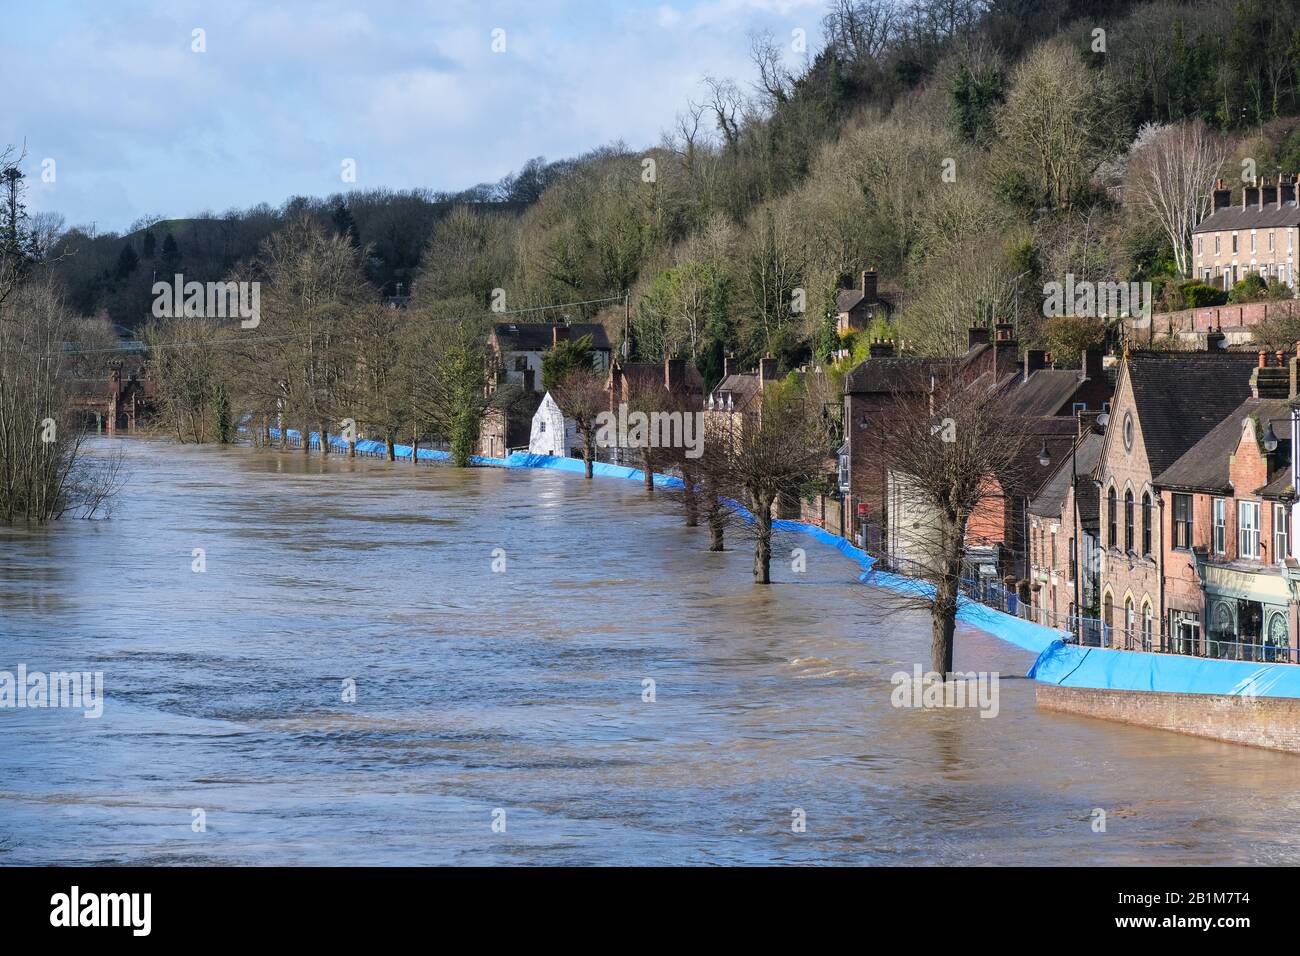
[2,437,1300,865]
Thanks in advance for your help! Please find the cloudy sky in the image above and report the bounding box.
[4,0,825,233]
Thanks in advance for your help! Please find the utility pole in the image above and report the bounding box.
[622,290,630,361]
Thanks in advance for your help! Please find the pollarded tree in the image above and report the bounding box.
[550,366,607,479]
[873,362,1034,675]
[724,381,831,584]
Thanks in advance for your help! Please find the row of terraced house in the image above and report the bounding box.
[1026,343,1300,663]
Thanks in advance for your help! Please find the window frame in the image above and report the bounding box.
[1239,499,1261,559]
[1124,489,1134,552]
[1274,502,1289,566]
[1172,493,1193,550]
[1107,487,1117,549]
[1213,497,1226,555]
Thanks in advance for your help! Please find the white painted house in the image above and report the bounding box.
[528,392,579,457]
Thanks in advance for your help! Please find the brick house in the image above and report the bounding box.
[847,323,1109,579]
[1027,425,1105,632]
[487,320,612,394]
[1193,176,1300,292]
[1153,360,1295,660]
[479,320,612,457]
[1092,349,1259,651]
[476,383,540,458]
[604,356,706,465]
[836,268,893,334]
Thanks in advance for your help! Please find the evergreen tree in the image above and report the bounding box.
[160,232,181,270]
[332,202,360,247]
[142,229,156,259]
[114,242,139,280]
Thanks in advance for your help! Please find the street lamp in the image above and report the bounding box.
[1264,422,1280,452]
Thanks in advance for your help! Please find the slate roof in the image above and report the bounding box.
[1154,397,1291,494]
[1004,369,1089,417]
[711,372,763,410]
[836,289,892,312]
[1193,203,1300,234]
[1030,431,1104,518]
[492,322,611,352]
[1125,352,1260,478]
[843,352,973,393]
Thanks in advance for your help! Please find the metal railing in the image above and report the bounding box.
[867,550,1299,666]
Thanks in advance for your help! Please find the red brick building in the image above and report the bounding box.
[1153,360,1295,660]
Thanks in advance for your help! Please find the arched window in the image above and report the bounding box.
[1103,593,1114,646]
[1142,601,1153,650]
[1107,487,1117,548]
[1141,492,1152,556]
[1124,597,1135,649]
[1124,490,1134,552]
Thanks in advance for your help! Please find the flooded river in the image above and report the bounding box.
[3,439,1300,865]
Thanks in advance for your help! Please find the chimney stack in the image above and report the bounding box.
[1206,329,1227,351]
[553,325,571,345]
[758,355,778,389]
[868,338,895,358]
[665,357,685,393]
[1023,349,1047,382]
[1244,182,1259,210]
[1252,363,1289,399]
[722,353,733,380]
[993,322,1017,380]
[1213,178,1232,211]
[1081,346,1104,382]
[862,267,878,302]
[967,324,990,349]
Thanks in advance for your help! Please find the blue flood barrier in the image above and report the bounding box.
[1027,639,1300,698]
[857,568,1062,656]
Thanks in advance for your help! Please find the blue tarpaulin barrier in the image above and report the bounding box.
[857,568,1063,655]
[1027,639,1300,698]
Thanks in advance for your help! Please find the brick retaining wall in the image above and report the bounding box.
[1036,683,1300,754]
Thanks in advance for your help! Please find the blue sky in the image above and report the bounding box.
[3,0,825,234]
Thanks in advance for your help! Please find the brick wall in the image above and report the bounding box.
[1037,683,1300,754]
[1126,301,1300,341]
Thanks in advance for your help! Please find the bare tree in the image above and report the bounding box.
[872,363,1032,674]
[1126,120,1226,278]
[551,367,607,479]
[723,385,831,583]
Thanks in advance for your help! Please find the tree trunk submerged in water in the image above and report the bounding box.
[931,572,958,677]
[681,462,698,527]
[752,491,774,584]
